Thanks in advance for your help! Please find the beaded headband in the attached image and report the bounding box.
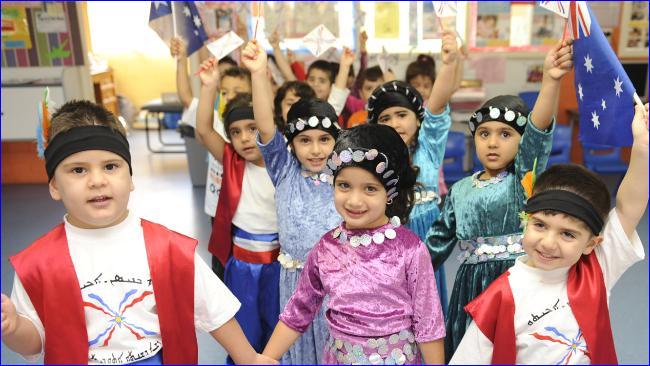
[284,115,341,143]
[323,147,400,203]
[469,106,528,136]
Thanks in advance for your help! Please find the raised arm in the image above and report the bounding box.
[616,103,649,239]
[196,58,227,163]
[427,30,459,114]
[530,39,573,130]
[334,47,356,91]
[171,37,193,108]
[268,30,297,82]
[241,41,276,144]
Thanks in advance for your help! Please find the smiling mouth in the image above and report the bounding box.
[345,209,366,218]
[536,250,558,261]
[88,195,111,203]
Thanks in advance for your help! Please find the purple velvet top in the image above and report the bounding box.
[280,222,445,343]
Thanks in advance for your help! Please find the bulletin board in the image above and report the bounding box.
[1,2,84,67]
[618,1,649,58]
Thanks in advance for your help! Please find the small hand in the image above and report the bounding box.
[1,294,18,337]
[198,58,220,87]
[241,40,267,74]
[340,47,356,68]
[170,37,187,59]
[632,103,649,148]
[268,30,281,49]
[544,39,574,81]
[359,30,368,53]
[440,30,459,65]
[253,353,279,365]
[286,49,296,63]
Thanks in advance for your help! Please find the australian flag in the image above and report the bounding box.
[149,1,207,56]
[571,1,635,147]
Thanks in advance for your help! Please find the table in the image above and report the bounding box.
[140,100,186,153]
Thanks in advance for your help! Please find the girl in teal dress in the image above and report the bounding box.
[366,30,460,315]
[426,39,574,361]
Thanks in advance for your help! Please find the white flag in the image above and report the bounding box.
[302,24,339,57]
[206,30,244,60]
[538,1,570,18]
[432,1,457,18]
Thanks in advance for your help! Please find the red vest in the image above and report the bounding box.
[465,252,617,364]
[208,143,246,266]
[9,219,199,364]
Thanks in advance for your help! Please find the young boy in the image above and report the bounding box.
[346,66,396,128]
[450,104,648,364]
[196,58,282,360]
[0,100,277,365]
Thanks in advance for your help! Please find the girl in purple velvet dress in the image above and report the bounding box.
[262,124,446,364]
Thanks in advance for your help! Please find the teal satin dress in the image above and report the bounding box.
[426,117,554,361]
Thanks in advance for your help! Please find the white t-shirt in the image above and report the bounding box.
[231,162,278,235]
[11,213,240,365]
[328,85,350,116]
[451,209,645,365]
[180,97,227,217]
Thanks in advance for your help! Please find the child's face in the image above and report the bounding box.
[307,68,332,100]
[522,211,602,271]
[220,76,251,103]
[474,121,521,175]
[377,106,419,146]
[360,78,383,102]
[409,75,433,101]
[291,129,335,173]
[281,89,301,122]
[228,119,264,166]
[49,150,134,229]
[334,167,388,230]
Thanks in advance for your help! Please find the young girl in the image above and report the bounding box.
[366,29,459,315]
[426,39,574,360]
[262,124,445,364]
[242,41,342,364]
[451,103,648,364]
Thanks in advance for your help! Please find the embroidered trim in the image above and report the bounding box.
[457,234,524,264]
[277,252,304,271]
[332,216,401,248]
[326,329,417,365]
[301,169,329,186]
[471,170,509,188]
[414,189,441,205]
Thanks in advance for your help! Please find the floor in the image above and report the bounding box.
[2,130,648,364]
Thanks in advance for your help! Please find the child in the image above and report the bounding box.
[262,124,446,364]
[366,29,459,317]
[306,49,360,119]
[0,100,276,365]
[426,39,574,360]
[450,103,648,364]
[242,41,341,364]
[273,80,316,126]
[196,58,282,359]
[346,66,397,128]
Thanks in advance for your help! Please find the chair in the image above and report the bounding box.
[443,131,468,184]
[582,143,628,187]
[547,124,572,166]
[519,91,540,110]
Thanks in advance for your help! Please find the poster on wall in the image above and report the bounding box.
[475,2,510,47]
[1,7,32,49]
[618,1,648,58]
[374,2,399,38]
[34,2,67,33]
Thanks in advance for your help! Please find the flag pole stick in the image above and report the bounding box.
[253,1,263,40]
[634,93,647,117]
[171,2,178,39]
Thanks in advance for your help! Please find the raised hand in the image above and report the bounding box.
[359,30,368,53]
[544,39,574,81]
[268,30,281,49]
[440,30,459,65]
[340,47,356,68]
[198,58,220,88]
[241,41,267,74]
[632,103,649,148]
[170,37,187,59]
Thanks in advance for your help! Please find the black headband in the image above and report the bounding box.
[367,81,425,124]
[224,106,254,125]
[524,190,604,235]
[44,126,132,181]
[469,106,528,136]
[285,99,340,143]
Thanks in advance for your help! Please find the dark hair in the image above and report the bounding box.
[532,164,611,223]
[480,95,530,117]
[307,60,335,84]
[223,93,254,139]
[333,124,418,223]
[360,65,384,84]
[405,54,436,84]
[48,100,126,142]
[218,55,237,68]
[220,66,251,86]
[274,81,316,123]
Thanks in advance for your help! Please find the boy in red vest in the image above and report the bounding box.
[1,100,277,365]
[450,103,648,364]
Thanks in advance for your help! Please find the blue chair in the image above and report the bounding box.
[443,131,468,184]
[582,143,628,187]
[519,91,540,110]
[547,124,572,166]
